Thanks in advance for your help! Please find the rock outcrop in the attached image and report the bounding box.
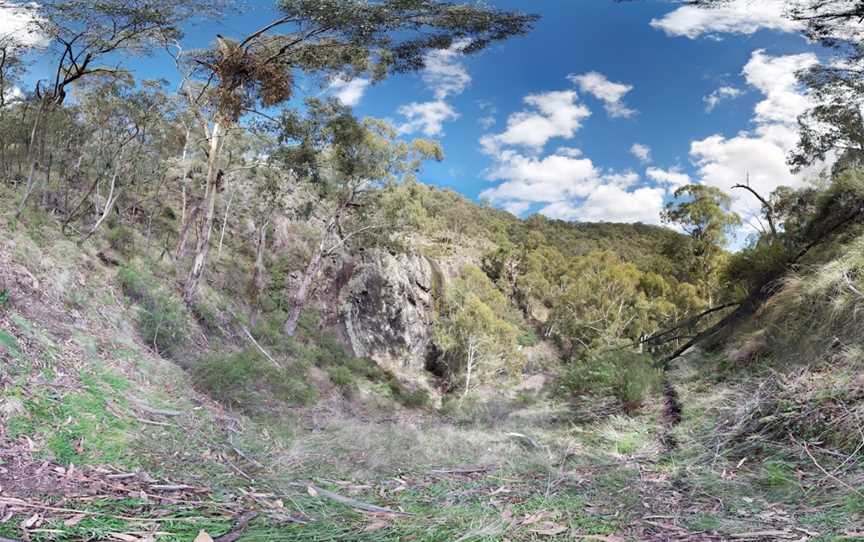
[340,249,438,377]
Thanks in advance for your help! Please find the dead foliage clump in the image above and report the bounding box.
[714,369,864,460]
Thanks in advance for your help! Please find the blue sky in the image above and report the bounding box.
[4,0,832,236]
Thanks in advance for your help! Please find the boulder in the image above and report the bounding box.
[340,249,438,376]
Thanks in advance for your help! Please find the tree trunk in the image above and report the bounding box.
[80,158,122,244]
[183,121,223,303]
[14,98,48,221]
[175,202,201,259]
[283,245,325,337]
[461,336,478,401]
[217,185,236,256]
[248,221,268,328]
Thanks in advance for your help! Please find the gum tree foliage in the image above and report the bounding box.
[0,35,26,109]
[434,265,522,396]
[662,184,740,304]
[9,0,217,220]
[685,1,864,171]
[275,98,443,336]
[177,0,538,301]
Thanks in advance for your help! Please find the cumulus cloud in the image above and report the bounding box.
[646,167,691,191]
[704,86,743,112]
[423,38,472,100]
[480,90,590,154]
[568,71,637,118]
[329,77,370,107]
[477,100,497,129]
[650,0,800,39]
[0,1,44,48]
[540,185,665,224]
[689,50,821,216]
[481,149,600,204]
[630,143,652,164]
[398,39,471,136]
[744,49,817,124]
[502,200,532,216]
[397,100,459,136]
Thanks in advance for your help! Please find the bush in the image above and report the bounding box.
[327,365,356,395]
[518,328,540,347]
[106,225,134,255]
[117,265,188,356]
[193,349,317,413]
[442,393,512,426]
[0,288,9,311]
[557,350,662,412]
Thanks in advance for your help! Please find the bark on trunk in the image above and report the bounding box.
[248,221,268,328]
[183,121,223,303]
[283,246,324,337]
[14,99,48,220]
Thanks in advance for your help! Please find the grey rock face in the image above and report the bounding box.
[340,249,437,376]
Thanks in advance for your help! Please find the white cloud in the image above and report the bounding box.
[555,146,583,158]
[630,143,652,164]
[0,1,44,48]
[744,49,817,124]
[479,84,661,225]
[397,100,459,136]
[604,170,640,189]
[646,166,691,190]
[424,38,472,100]
[540,185,665,224]
[502,200,532,216]
[480,149,600,203]
[568,71,636,118]
[477,100,497,129]
[704,86,744,112]
[398,39,471,136]
[329,77,370,107]
[689,50,822,216]
[650,0,800,39]
[480,90,590,153]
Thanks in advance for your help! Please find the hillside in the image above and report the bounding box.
[2,177,864,541]
[3,1,864,541]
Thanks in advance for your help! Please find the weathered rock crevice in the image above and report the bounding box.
[339,249,437,379]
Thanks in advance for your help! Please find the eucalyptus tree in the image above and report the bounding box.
[275,98,443,336]
[662,185,740,305]
[175,0,538,302]
[62,76,177,243]
[0,35,25,109]
[684,1,864,171]
[11,0,220,220]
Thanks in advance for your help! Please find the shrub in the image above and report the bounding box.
[518,328,540,347]
[191,299,222,336]
[193,349,317,413]
[442,393,512,426]
[117,265,188,356]
[106,225,134,255]
[0,288,9,311]
[557,350,662,412]
[327,365,356,396]
[390,383,431,408]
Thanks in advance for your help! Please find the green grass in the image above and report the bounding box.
[0,328,21,358]
[9,368,138,466]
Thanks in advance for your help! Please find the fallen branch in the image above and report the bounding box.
[291,484,412,516]
[240,324,281,369]
[428,466,497,475]
[132,400,183,417]
[214,511,258,542]
[0,497,230,523]
[792,434,864,499]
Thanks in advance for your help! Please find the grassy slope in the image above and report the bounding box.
[1,199,863,541]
